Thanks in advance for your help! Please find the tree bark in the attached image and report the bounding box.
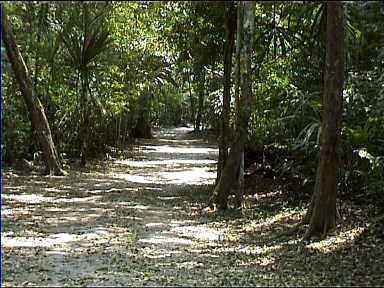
[233,2,245,208]
[212,1,254,211]
[2,12,66,176]
[187,66,196,128]
[216,2,236,185]
[194,65,205,132]
[304,1,344,239]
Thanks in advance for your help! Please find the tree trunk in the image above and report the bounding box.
[194,64,205,132]
[2,12,66,176]
[304,1,344,239]
[187,66,196,128]
[132,93,152,139]
[80,71,90,166]
[216,2,236,185]
[233,2,245,208]
[212,1,254,211]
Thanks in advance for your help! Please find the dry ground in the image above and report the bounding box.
[2,127,384,286]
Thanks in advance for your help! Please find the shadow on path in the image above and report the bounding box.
[2,127,384,286]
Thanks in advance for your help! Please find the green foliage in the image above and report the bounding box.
[2,1,383,205]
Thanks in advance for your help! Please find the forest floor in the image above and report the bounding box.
[2,127,384,286]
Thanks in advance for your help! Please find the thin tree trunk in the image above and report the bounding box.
[2,12,65,176]
[234,151,244,208]
[303,165,320,224]
[304,1,344,239]
[195,66,205,132]
[187,66,196,127]
[212,1,254,211]
[80,72,90,167]
[216,2,236,185]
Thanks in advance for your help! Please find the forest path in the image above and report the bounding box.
[2,127,383,286]
[1,127,241,286]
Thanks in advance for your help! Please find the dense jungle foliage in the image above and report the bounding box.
[1,2,384,285]
[2,1,383,207]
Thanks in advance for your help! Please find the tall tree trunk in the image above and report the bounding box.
[2,12,65,176]
[216,2,236,185]
[80,71,90,166]
[233,0,245,208]
[304,1,344,239]
[211,1,254,211]
[194,65,205,132]
[187,66,196,128]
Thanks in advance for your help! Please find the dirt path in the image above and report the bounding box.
[2,127,384,286]
[1,127,232,286]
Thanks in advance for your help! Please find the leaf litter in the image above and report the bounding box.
[2,127,384,286]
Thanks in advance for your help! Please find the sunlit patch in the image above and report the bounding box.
[1,194,103,206]
[245,191,284,202]
[171,225,226,241]
[152,127,194,139]
[158,196,182,201]
[2,194,53,204]
[52,196,103,203]
[109,172,154,184]
[125,204,151,210]
[2,233,76,248]
[138,235,193,246]
[244,210,305,233]
[45,250,67,256]
[44,187,62,193]
[238,244,283,256]
[142,187,162,191]
[305,227,366,253]
[140,145,218,155]
[169,220,195,226]
[1,208,32,217]
[239,256,276,268]
[44,207,67,212]
[115,159,216,168]
[177,261,204,269]
[3,185,29,192]
[157,168,216,185]
[145,222,169,228]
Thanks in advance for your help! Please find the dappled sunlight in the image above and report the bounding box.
[2,233,76,248]
[176,261,205,269]
[115,158,216,168]
[169,219,195,226]
[157,167,216,185]
[153,127,194,139]
[242,209,305,233]
[2,193,53,204]
[2,208,34,217]
[138,235,193,246]
[138,247,184,259]
[238,255,276,268]
[171,225,226,242]
[3,185,30,193]
[145,222,169,228]
[139,144,218,155]
[125,204,151,210]
[2,194,103,204]
[3,126,384,286]
[158,196,183,201]
[305,226,366,253]
[108,172,154,184]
